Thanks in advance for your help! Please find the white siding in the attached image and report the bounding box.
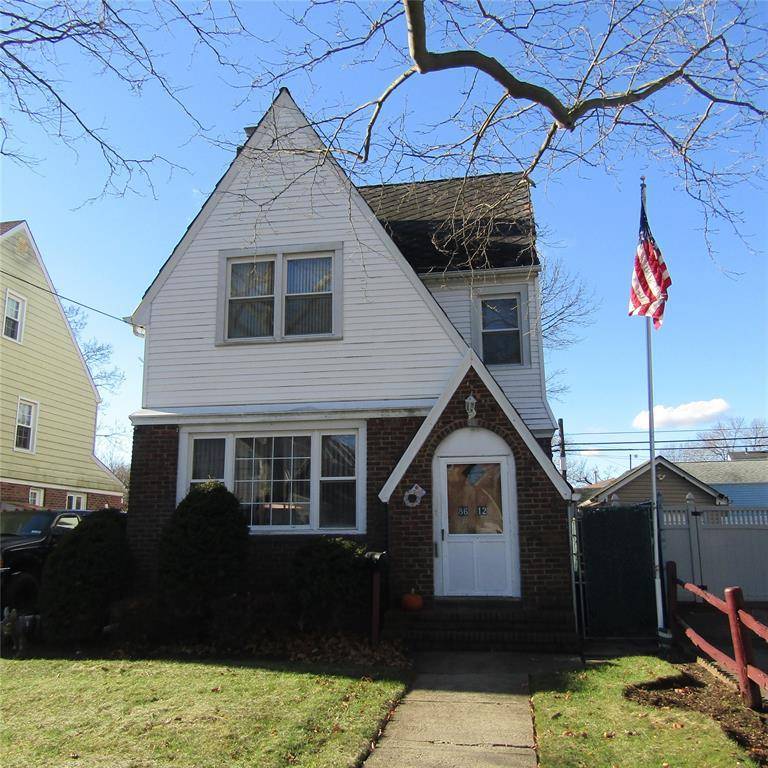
[424,275,555,433]
[142,93,464,409]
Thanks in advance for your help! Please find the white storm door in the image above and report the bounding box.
[438,457,514,597]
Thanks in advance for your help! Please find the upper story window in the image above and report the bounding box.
[3,290,26,342]
[220,245,341,344]
[14,398,37,452]
[480,297,521,365]
[186,426,364,533]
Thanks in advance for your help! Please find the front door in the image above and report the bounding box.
[437,456,517,596]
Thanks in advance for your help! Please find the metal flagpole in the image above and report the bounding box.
[641,176,666,634]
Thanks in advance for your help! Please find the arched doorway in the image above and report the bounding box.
[432,427,520,597]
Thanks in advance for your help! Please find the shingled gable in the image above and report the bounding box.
[379,350,573,503]
[129,88,465,352]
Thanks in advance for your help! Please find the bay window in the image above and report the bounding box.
[187,426,363,532]
[219,244,341,343]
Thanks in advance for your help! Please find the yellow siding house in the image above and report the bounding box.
[0,221,124,510]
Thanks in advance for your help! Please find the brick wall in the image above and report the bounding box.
[0,481,122,510]
[385,368,573,611]
[127,418,423,593]
[127,399,571,613]
[127,424,180,590]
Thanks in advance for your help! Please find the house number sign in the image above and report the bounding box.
[456,506,488,517]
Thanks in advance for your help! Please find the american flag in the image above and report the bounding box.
[628,195,671,329]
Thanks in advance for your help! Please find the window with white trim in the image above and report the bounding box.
[29,487,44,507]
[66,493,86,511]
[4,291,26,342]
[223,249,338,342]
[190,438,226,486]
[14,399,37,451]
[189,429,361,532]
[479,296,522,365]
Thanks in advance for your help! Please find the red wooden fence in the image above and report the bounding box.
[665,560,766,711]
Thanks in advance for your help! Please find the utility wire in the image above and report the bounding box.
[566,444,767,453]
[1,270,134,326]
[564,427,753,436]
[565,437,768,447]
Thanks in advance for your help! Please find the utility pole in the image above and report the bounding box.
[558,418,567,480]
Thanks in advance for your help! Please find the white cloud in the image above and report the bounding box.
[632,398,730,429]
[579,449,602,456]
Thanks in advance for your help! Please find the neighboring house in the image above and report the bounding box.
[127,90,575,622]
[680,453,768,507]
[578,455,728,508]
[0,221,124,510]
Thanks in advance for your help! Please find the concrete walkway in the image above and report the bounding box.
[366,652,580,768]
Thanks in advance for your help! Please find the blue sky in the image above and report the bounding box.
[2,3,766,475]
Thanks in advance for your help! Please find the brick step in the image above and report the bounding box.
[382,605,579,651]
[385,608,574,630]
[386,625,580,652]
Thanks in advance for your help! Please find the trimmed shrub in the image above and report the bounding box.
[158,482,248,638]
[40,509,132,645]
[289,537,370,632]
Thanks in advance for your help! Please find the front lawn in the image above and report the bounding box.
[0,657,406,768]
[531,655,758,768]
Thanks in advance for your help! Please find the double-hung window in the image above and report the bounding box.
[221,246,339,343]
[29,488,44,507]
[227,260,275,338]
[66,493,86,511]
[480,296,522,365]
[14,399,37,452]
[284,256,333,336]
[3,290,26,342]
[188,428,362,532]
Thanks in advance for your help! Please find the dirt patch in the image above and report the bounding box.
[625,662,768,766]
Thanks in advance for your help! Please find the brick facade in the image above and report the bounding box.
[0,480,122,510]
[385,367,573,611]
[127,391,571,613]
[127,424,180,589]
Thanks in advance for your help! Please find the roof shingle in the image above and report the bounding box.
[358,173,537,273]
[0,220,24,235]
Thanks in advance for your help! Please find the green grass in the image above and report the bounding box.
[531,655,757,768]
[0,657,406,768]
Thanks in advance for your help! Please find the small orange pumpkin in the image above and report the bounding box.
[401,589,423,612]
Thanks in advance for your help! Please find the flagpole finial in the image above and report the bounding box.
[640,175,647,205]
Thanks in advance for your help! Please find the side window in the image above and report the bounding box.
[53,514,80,532]
[191,438,226,486]
[480,297,522,365]
[65,493,86,511]
[14,399,37,452]
[319,434,356,529]
[3,290,26,342]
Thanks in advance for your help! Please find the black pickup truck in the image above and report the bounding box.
[0,508,91,613]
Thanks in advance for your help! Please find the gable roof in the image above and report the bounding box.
[359,173,537,274]
[378,349,572,503]
[0,220,24,235]
[1,221,101,403]
[129,89,467,354]
[581,455,727,505]
[680,458,768,486]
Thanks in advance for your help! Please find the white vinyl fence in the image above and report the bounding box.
[661,507,768,602]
